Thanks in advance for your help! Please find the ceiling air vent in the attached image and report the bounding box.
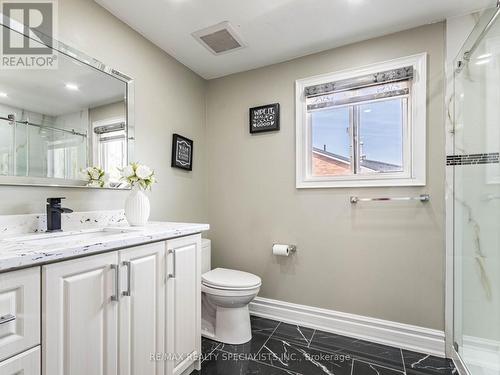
[192,21,246,55]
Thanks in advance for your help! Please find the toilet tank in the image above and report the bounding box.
[201,239,211,274]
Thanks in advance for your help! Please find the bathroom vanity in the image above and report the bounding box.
[0,211,209,375]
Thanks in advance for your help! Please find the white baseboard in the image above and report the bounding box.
[249,297,445,357]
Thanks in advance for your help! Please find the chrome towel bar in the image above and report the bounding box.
[350,194,430,204]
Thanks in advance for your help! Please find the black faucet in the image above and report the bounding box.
[46,198,73,232]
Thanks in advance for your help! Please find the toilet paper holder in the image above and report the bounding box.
[273,244,297,253]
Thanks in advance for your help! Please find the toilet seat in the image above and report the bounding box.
[202,268,261,291]
[202,283,260,297]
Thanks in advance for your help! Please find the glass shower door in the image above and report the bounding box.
[453,6,500,375]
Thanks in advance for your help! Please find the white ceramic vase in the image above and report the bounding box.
[125,188,150,226]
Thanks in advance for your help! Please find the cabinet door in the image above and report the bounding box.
[119,242,165,375]
[42,252,119,375]
[0,267,40,361]
[0,346,40,375]
[166,235,201,375]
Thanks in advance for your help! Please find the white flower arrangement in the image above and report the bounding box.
[82,166,106,188]
[120,162,156,190]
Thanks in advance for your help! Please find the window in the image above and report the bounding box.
[93,119,127,185]
[296,54,427,188]
[47,139,80,179]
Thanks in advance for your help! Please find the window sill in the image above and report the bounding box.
[296,177,426,189]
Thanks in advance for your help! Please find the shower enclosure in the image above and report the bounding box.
[0,111,88,180]
[451,3,500,375]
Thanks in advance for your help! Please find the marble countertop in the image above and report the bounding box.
[0,221,209,272]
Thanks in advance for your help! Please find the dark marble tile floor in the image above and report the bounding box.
[193,316,456,375]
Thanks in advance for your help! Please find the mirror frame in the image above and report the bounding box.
[0,14,134,190]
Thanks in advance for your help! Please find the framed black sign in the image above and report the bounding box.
[171,134,193,171]
[249,103,280,133]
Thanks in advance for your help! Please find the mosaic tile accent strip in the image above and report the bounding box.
[447,152,499,166]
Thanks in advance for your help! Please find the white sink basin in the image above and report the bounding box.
[5,227,144,246]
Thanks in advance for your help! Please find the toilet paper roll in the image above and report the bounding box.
[273,244,290,256]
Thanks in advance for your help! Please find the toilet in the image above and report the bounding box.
[201,239,261,345]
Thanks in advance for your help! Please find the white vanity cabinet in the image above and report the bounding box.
[0,346,41,374]
[41,234,201,375]
[0,267,40,362]
[42,251,119,375]
[119,242,165,375]
[165,235,202,375]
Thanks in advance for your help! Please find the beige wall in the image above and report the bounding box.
[0,0,207,223]
[206,23,446,330]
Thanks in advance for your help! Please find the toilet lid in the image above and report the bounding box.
[202,268,261,290]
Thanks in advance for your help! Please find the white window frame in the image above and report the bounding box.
[295,53,427,188]
[92,116,126,166]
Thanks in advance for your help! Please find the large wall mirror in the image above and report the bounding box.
[0,15,134,189]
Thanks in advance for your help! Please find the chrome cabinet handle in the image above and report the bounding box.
[0,313,15,324]
[168,249,176,279]
[110,264,120,301]
[122,261,131,296]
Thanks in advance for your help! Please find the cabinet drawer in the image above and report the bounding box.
[0,346,40,374]
[0,268,41,361]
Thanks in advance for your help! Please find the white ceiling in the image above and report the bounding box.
[96,0,493,79]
